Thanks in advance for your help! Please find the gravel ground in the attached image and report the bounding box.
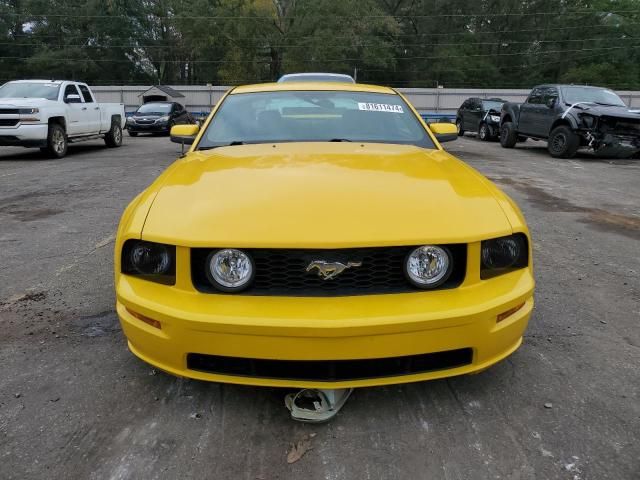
[0,133,638,479]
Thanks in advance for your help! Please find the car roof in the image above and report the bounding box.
[231,82,396,95]
[7,79,66,84]
[534,84,610,90]
[462,97,504,103]
[278,73,355,83]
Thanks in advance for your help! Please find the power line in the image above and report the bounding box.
[1,36,636,49]
[3,10,638,20]
[1,44,635,63]
[8,22,638,41]
[360,50,636,73]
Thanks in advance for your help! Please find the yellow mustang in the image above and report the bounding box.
[115,82,534,388]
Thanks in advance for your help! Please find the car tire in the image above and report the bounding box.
[456,118,465,136]
[44,123,68,158]
[500,122,518,148]
[105,122,123,147]
[128,131,138,137]
[478,123,491,141]
[548,125,579,158]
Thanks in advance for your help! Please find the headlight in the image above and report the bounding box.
[490,115,501,123]
[121,240,175,284]
[19,108,39,114]
[481,233,528,278]
[207,249,254,292]
[156,115,170,123]
[405,245,452,288]
[581,114,596,128]
[126,117,134,124]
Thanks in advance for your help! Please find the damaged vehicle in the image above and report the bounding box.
[456,97,506,141]
[115,82,534,391]
[500,84,640,158]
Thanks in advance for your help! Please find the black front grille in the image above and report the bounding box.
[187,348,473,381]
[0,109,19,114]
[0,119,18,127]
[191,245,466,296]
[135,119,155,124]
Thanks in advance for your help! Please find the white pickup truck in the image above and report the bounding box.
[0,80,125,158]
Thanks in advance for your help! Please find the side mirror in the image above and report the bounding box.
[429,123,458,143]
[170,124,200,152]
[546,97,557,108]
[65,94,81,104]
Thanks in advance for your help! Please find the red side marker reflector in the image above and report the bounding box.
[127,308,162,329]
[497,302,526,323]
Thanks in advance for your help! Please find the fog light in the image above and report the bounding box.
[207,249,254,292]
[405,245,452,288]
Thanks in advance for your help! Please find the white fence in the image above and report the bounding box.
[91,85,640,117]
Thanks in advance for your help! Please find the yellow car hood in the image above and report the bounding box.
[141,143,513,247]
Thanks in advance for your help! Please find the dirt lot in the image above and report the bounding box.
[1,134,638,479]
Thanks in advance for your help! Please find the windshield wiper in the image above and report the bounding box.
[329,138,352,142]
[198,141,245,151]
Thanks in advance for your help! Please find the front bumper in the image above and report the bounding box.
[593,133,640,158]
[0,123,48,147]
[126,122,169,133]
[116,265,534,388]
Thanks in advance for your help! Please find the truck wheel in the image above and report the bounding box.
[105,122,123,147]
[478,123,491,141]
[500,122,518,148]
[128,131,138,137]
[44,123,68,158]
[548,126,579,158]
[456,118,465,136]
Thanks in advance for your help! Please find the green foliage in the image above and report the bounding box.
[0,0,638,88]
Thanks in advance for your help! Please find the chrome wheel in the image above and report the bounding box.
[52,129,65,154]
[105,123,123,147]
[113,125,122,144]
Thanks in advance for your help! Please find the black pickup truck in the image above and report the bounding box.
[500,85,640,158]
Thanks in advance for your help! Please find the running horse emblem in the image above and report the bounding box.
[306,260,363,280]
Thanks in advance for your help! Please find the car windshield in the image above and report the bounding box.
[482,100,503,111]
[197,90,435,149]
[561,87,626,106]
[0,82,60,100]
[137,103,172,114]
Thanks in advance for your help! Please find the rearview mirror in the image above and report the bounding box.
[428,123,458,143]
[65,94,81,104]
